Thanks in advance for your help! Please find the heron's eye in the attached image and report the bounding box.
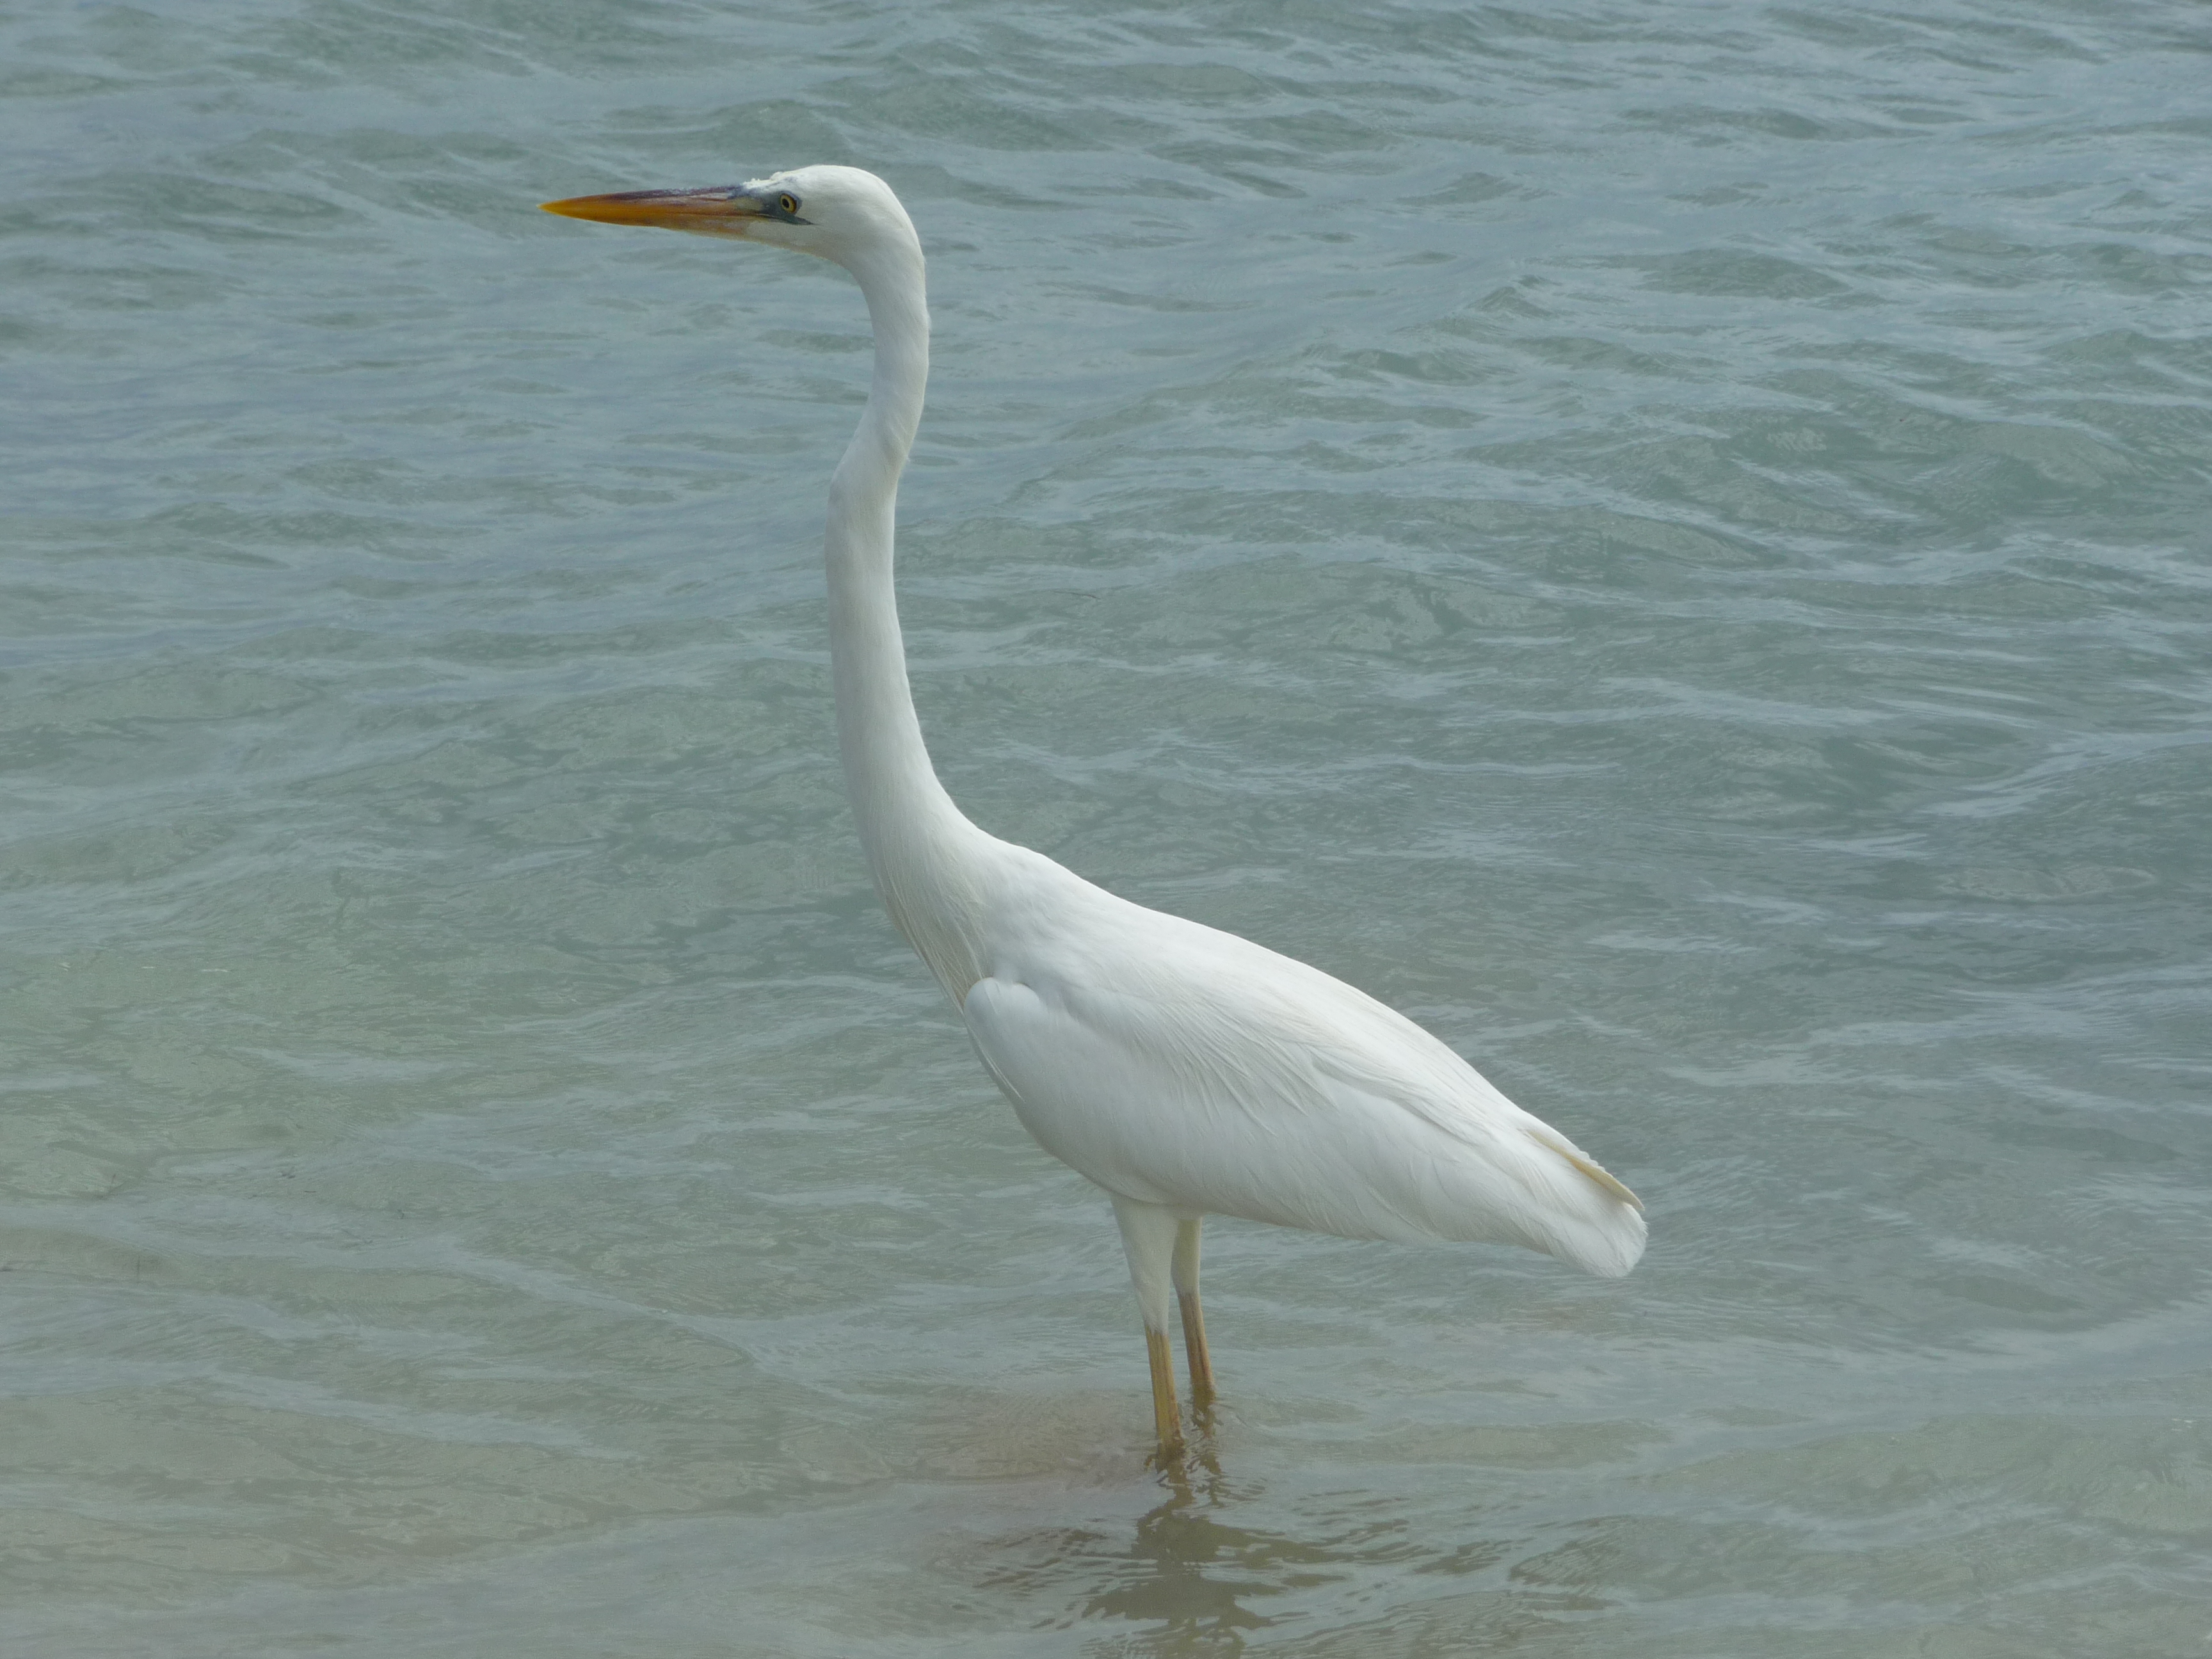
[778,193,800,215]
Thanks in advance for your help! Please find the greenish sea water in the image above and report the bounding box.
[3,1,2209,1653]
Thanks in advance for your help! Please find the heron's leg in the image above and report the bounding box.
[1171,1217,1216,1411]
[1109,1194,1183,1459]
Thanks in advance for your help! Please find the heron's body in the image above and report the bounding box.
[542,165,1645,1457]
[961,850,1639,1270]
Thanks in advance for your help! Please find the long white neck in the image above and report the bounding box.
[824,238,993,996]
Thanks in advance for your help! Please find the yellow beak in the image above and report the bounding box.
[540,186,772,235]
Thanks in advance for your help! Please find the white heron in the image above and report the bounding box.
[542,166,1644,1458]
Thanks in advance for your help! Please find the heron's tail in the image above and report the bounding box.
[1519,1126,1647,1278]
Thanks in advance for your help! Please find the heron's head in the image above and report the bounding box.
[541,164,917,273]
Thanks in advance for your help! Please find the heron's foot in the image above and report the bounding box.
[1144,1412,1223,1481]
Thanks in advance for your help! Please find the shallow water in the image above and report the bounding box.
[4,1,2210,1653]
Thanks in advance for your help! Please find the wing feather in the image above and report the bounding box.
[961,888,1645,1277]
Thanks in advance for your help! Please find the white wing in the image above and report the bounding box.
[961,861,1645,1279]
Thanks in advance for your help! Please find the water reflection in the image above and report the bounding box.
[1079,1479,1294,1652]
[963,1441,1349,1656]
[1034,1431,1553,1655]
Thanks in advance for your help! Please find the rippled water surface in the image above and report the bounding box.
[4,1,2210,1653]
